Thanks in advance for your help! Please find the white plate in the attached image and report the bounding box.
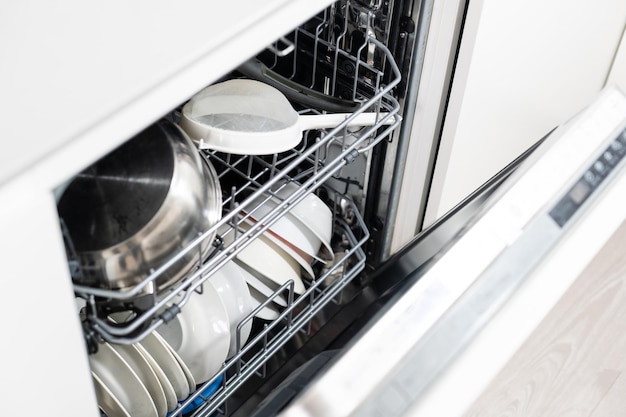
[92,372,131,417]
[138,331,191,401]
[109,343,168,417]
[208,259,255,358]
[89,342,157,417]
[157,285,230,384]
[134,343,178,413]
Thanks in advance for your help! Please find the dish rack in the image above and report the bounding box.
[71,1,401,415]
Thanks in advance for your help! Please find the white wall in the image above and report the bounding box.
[422,0,626,226]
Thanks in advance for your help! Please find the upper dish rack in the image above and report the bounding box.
[72,0,401,413]
[73,0,401,347]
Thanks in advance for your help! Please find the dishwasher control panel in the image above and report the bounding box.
[550,127,626,227]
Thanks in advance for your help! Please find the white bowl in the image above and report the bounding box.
[223,224,306,295]
[248,285,282,321]
[230,259,288,308]
[241,217,315,281]
[273,182,333,257]
[207,259,255,358]
[89,342,158,417]
[156,284,231,384]
[244,195,326,264]
[246,185,334,264]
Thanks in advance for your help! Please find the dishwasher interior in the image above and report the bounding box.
[57,1,415,416]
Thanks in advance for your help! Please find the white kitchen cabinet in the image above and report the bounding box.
[0,1,333,188]
[420,0,626,226]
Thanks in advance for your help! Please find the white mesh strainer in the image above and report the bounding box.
[180,79,392,155]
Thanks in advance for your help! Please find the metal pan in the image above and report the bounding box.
[58,119,222,293]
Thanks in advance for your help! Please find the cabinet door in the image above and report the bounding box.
[389,0,626,253]
[423,0,626,225]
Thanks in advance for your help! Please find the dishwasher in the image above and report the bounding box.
[54,2,409,415]
[2,1,626,417]
[65,6,403,412]
[17,1,413,416]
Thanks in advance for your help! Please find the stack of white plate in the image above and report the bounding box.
[156,262,256,384]
[86,267,256,417]
[89,333,192,417]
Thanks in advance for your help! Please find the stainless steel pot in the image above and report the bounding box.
[57,119,222,293]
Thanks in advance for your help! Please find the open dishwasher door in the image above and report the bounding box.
[274,85,626,417]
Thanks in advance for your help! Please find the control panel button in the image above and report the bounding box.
[603,150,617,165]
[610,139,625,155]
[593,160,608,175]
[583,170,600,186]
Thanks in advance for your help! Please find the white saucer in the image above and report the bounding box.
[89,342,157,417]
[139,331,191,401]
[160,334,197,393]
[110,343,168,417]
[92,372,131,417]
[134,343,178,412]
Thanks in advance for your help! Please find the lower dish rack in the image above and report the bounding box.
[76,167,377,417]
[75,140,392,415]
[72,112,400,412]
[174,193,369,417]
